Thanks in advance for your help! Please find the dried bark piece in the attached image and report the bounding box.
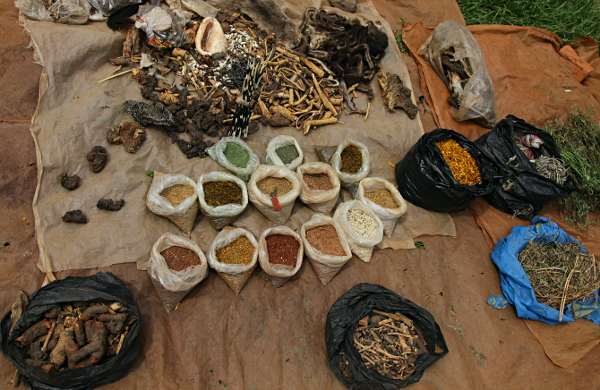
[87,146,108,173]
[97,198,125,211]
[9,290,28,336]
[59,173,81,190]
[62,210,88,224]
[106,121,146,154]
[377,71,418,120]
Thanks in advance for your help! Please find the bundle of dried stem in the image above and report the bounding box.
[518,241,600,320]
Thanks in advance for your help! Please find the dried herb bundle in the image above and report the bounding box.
[545,107,600,229]
[352,310,427,381]
[518,241,600,317]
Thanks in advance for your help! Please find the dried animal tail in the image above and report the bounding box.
[107,4,140,31]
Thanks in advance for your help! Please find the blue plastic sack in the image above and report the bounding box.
[490,216,600,325]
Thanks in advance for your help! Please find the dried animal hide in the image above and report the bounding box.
[299,8,388,86]
[206,0,301,48]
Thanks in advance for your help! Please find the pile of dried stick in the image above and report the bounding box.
[352,309,427,380]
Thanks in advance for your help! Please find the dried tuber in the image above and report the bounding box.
[69,321,107,365]
[15,320,52,346]
[49,330,74,369]
[97,313,127,322]
[44,306,61,319]
[21,300,130,372]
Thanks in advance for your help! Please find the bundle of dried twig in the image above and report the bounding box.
[518,241,600,320]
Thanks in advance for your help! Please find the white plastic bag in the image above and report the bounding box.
[146,173,199,234]
[207,228,258,294]
[331,138,371,188]
[47,0,91,24]
[248,165,301,224]
[356,177,407,237]
[147,233,208,312]
[418,19,497,128]
[296,162,340,215]
[333,200,383,263]
[15,0,53,21]
[300,213,352,285]
[258,225,304,287]
[206,136,260,181]
[265,135,304,171]
[196,171,248,230]
[135,5,172,36]
[17,0,90,23]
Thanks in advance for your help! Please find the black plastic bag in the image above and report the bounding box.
[475,115,576,219]
[395,128,495,212]
[326,283,448,390]
[0,273,141,390]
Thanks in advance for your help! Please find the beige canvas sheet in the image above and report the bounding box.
[26,0,455,279]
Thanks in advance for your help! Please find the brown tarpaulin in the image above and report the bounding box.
[402,12,600,369]
[2,0,600,389]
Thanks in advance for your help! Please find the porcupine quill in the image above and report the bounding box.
[228,48,274,139]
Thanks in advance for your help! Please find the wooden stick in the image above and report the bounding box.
[303,117,338,135]
[374,347,401,359]
[365,102,371,121]
[96,69,133,83]
[9,370,20,388]
[311,73,337,116]
[41,322,56,352]
[559,257,579,322]
[115,331,128,355]
[276,46,299,62]
[299,57,325,78]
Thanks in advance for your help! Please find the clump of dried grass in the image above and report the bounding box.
[518,241,600,319]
